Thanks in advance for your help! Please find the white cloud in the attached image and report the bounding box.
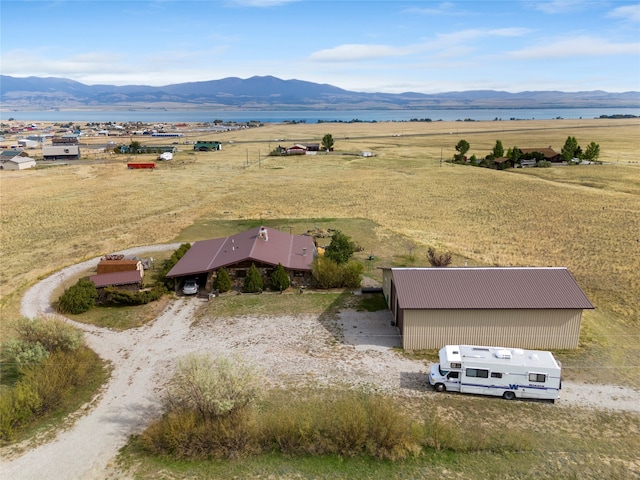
[530,0,586,14]
[507,36,640,58]
[607,4,640,23]
[309,44,412,62]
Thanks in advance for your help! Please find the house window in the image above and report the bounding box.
[528,373,546,383]
[236,270,246,278]
[466,368,489,378]
[294,271,304,277]
[491,372,503,378]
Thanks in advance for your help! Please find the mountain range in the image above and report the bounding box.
[1,75,638,110]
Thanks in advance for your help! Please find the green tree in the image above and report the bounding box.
[213,268,232,293]
[583,141,601,162]
[325,230,355,265]
[243,263,263,293]
[158,243,191,289]
[321,133,334,151]
[492,140,504,158]
[57,278,98,314]
[561,136,580,162]
[454,139,470,162]
[269,263,290,291]
[129,140,142,153]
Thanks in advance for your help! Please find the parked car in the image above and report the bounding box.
[182,279,199,295]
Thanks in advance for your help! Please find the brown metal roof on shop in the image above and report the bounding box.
[391,267,594,310]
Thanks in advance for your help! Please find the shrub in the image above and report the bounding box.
[166,354,262,421]
[57,278,97,314]
[536,159,552,168]
[10,317,84,353]
[427,247,452,267]
[269,263,290,291]
[243,263,263,293]
[213,268,232,293]
[102,284,165,306]
[3,339,49,370]
[312,257,364,289]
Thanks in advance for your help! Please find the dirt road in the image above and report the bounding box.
[2,247,639,479]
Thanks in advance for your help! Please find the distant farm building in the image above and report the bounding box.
[194,141,222,151]
[0,150,36,170]
[381,267,593,350]
[166,226,316,292]
[519,147,561,163]
[89,270,143,291]
[127,162,156,169]
[119,145,176,154]
[42,145,81,161]
[97,258,145,276]
[52,136,79,145]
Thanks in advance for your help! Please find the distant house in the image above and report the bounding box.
[166,226,316,292]
[286,145,307,155]
[0,150,36,170]
[52,136,79,145]
[194,141,222,151]
[42,145,81,160]
[381,267,594,350]
[519,147,561,163]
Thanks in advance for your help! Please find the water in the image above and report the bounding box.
[1,107,639,123]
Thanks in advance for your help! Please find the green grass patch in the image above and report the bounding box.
[66,295,172,330]
[204,290,349,319]
[356,293,388,312]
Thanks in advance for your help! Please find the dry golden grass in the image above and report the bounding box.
[1,118,639,384]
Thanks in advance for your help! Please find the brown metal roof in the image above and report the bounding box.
[89,270,142,288]
[391,267,594,310]
[166,226,316,278]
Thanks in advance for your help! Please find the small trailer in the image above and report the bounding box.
[127,162,156,169]
[429,345,562,401]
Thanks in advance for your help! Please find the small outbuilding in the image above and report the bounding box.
[381,267,594,350]
[0,151,36,170]
[42,145,81,160]
[89,270,143,291]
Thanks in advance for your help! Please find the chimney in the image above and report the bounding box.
[259,226,268,241]
[302,247,307,256]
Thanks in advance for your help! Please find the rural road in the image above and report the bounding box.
[2,245,639,479]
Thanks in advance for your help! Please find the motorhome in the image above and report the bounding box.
[429,345,562,401]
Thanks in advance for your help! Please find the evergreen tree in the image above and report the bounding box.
[243,263,263,293]
[213,268,232,293]
[269,263,291,291]
[321,133,334,151]
[561,136,580,162]
[325,230,355,265]
[492,140,504,158]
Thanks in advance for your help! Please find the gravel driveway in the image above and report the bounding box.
[2,246,639,479]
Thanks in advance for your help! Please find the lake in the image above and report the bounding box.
[2,107,639,123]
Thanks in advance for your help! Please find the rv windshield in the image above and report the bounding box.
[438,365,448,376]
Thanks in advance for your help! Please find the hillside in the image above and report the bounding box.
[1,75,638,110]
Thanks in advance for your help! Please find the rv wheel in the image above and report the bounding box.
[434,383,446,392]
[503,391,516,400]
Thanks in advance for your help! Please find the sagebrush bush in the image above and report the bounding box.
[10,317,84,353]
[0,381,42,439]
[3,339,49,369]
[167,354,262,421]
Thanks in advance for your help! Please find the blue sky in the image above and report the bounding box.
[1,0,639,93]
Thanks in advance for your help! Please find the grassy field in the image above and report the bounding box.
[1,117,639,478]
[1,118,639,386]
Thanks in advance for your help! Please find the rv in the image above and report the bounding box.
[429,345,562,401]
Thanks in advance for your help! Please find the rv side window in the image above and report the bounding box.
[491,372,502,378]
[466,368,489,378]
[528,373,546,383]
[447,371,459,379]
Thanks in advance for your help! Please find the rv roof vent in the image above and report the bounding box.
[495,349,512,359]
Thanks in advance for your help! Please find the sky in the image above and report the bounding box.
[1,0,639,93]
